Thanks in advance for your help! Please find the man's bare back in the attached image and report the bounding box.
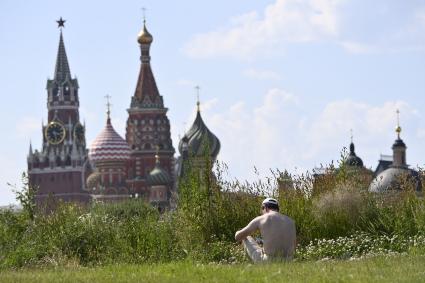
[235,198,296,262]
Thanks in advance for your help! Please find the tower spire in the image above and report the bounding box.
[392,109,407,167]
[349,129,355,154]
[105,94,112,124]
[395,109,402,139]
[195,85,201,112]
[54,18,71,82]
[29,141,33,156]
[132,19,162,108]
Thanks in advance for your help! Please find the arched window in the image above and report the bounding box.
[63,83,70,96]
[52,85,59,97]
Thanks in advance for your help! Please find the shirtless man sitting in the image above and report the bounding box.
[235,198,296,263]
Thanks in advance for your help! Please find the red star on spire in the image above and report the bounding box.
[56,17,66,28]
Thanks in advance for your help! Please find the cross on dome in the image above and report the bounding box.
[141,7,147,23]
[105,94,112,121]
[195,85,201,112]
[396,109,402,138]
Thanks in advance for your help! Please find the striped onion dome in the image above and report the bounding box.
[178,110,220,159]
[89,118,130,162]
[147,155,171,186]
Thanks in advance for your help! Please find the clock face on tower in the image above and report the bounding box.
[73,123,85,144]
[45,121,66,145]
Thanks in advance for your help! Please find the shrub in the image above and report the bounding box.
[2,158,425,268]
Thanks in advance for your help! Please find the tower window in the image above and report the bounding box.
[53,87,59,97]
[64,84,70,96]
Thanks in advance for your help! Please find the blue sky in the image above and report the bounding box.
[1,0,425,205]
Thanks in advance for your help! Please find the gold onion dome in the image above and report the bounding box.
[137,21,153,44]
[86,171,101,189]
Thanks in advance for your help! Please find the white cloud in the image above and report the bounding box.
[243,68,281,80]
[200,88,304,179]
[184,0,425,58]
[338,41,377,54]
[184,0,340,59]
[194,90,420,180]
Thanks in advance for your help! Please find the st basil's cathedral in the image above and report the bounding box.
[27,18,221,209]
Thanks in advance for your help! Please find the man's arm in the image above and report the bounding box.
[235,216,261,242]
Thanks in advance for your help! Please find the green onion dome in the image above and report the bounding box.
[147,155,171,186]
[178,110,220,159]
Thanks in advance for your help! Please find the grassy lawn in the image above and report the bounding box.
[1,254,425,283]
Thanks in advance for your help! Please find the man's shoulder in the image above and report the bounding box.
[252,215,265,222]
[281,214,295,225]
[271,212,295,223]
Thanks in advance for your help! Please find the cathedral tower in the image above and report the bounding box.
[125,20,175,197]
[27,18,90,204]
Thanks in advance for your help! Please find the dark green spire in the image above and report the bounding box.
[53,31,71,82]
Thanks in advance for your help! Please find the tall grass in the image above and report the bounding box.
[1,156,425,268]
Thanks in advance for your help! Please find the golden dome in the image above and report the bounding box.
[86,171,101,190]
[137,21,153,44]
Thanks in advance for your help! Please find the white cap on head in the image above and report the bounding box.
[262,197,279,206]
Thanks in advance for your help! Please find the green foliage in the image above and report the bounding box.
[0,200,183,268]
[175,158,262,260]
[8,172,37,221]
[2,155,425,269]
[297,233,425,260]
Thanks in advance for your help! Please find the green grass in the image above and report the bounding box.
[2,254,425,283]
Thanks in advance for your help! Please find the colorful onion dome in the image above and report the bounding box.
[137,21,153,45]
[147,154,171,186]
[89,118,130,163]
[178,110,220,159]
